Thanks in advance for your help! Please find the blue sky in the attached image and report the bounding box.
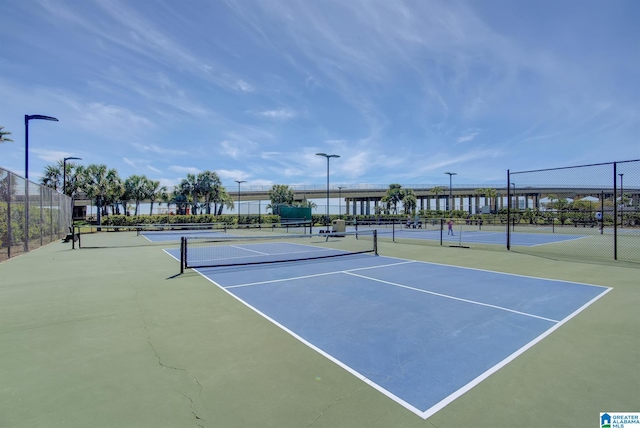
[1,0,639,191]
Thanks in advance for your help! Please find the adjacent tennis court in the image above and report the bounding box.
[356,225,590,246]
[164,237,610,418]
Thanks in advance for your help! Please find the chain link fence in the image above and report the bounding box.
[0,166,72,261]
[507,160,640,263]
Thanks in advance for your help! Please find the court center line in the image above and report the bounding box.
[224,260,416,289]
[344,271,560,323]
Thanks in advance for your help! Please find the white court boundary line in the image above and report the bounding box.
[166,249,613,420]
[344,271,560,323]
[225,260,415,289]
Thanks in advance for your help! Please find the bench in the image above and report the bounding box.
[404,221,422,229]
[62,227,79,243]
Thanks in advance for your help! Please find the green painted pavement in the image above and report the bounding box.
[1,238,638,427]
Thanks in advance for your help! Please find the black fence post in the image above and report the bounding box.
[507,169,511,250]
[613,162,618,260]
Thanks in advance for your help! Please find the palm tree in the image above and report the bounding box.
[40,163,63,191]
[157,186,171,214]
[295,199,317,209]
[63,161,83,198]
[267,184,295,214]
[146,180,165,216]
[431,186,446,211]
[474,188,498,213]
[80,164,120,225]
[403,193,417,215]
[545,194,558,211]
[215,189,234,216]
[172,189,189,215]
[124,175,148,216]
[0,126,13,144]
[196,171,222,215]
[181,174,200,215]
[486,188,498,212]
[39,159,83,196]
[383,183,405,214]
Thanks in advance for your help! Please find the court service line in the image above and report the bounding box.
[225,260,416,289]
[344,271,560,323]
[231,245,269,255]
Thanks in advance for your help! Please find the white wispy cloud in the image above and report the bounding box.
[72,102,154,135]
[123,157,163,176]
[217,169,249,181]
[220,141,241,159]
[236,80,255,92]
[256,108,297,121]
[457,131,480,143]
[169,165,200,174]
[32,149,72,163]
[131,143,188,156]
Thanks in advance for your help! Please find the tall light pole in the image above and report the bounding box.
[511,182,516,210]
[25,115,58,180]
[235,180,246,223]
[619,173,624,228]
[316,153,340,226]
[63,156,82,196]
[338,186,346,219]
[444,172,457,211]
[63,156,82,228]
[24,114,58,252]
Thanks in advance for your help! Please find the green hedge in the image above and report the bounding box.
[99,214,280,227]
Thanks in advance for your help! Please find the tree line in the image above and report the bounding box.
[38,160,318,223]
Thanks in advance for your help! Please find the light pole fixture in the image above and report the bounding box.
[235,180,246,222]
[25,114,58,180]
[24,114,58,252]
[338,186,346,219]
[63,157,82,196]
[63,156,82,228]
[619,173,624,228]
[316,153,340,226]
[444,172,457,211]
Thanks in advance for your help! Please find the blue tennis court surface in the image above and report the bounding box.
[361,227,590,246]
[165,248,610,418]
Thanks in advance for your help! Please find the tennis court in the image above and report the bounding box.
[2,227,638,428]
[165,240,609,418]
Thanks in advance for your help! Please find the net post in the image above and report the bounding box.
[392,218,396,242]
[180,236,185,274]
[373,229,378,255]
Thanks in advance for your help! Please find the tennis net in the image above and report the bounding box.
[75,223,227,248]
[180,229,377,272]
